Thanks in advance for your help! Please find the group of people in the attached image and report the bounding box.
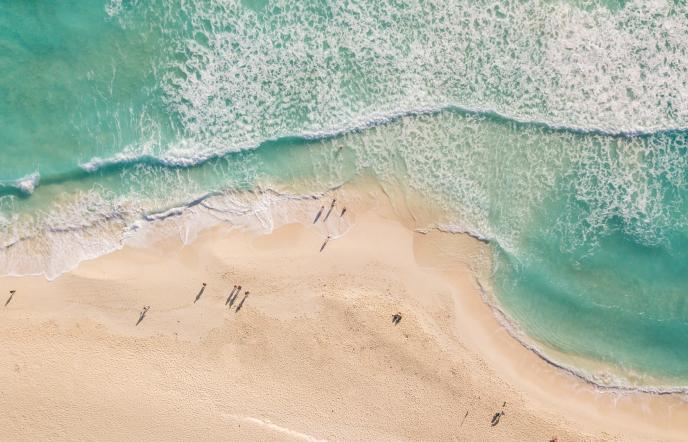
[392,312,402,324]
[136,282,250,325]
[226,285,249,312]
[491,402,507,427]
[313,198,346,224]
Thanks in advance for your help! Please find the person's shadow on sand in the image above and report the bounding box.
[320,236,331,252]
[313,206,324,224]
[229,289,241,308]
[491,404,506,427]
[225,285,238,305]
[136,306,150,326]
[235,291,249,313]
[5,290,16,307]
[194,283,207,303]
[490,412,503,426]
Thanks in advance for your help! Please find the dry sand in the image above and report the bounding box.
[1,183,687,441]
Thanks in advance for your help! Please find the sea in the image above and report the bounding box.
[2,0,688,391]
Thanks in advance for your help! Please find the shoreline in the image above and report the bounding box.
[484,287,688,396]
[407,226,688,441]
[1,180,688,440]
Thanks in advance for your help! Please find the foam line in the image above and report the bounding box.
[10,104,672,195]
[80,104,688,175]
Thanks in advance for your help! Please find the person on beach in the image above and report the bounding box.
[136,305,150,326]
[490,403,506,426]
[229,285,242,308]
[460,410,469,427]
[340,207,347,217]
[490,411,503,426]
[5,290,16,307]
[235,291,249,313]
[320,235,331,252]
[226,285,238,305]
[194,282,207,303]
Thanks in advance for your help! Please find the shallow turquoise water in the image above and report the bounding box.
[2,0,688,389]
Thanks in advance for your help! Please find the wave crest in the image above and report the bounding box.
[0,172,40,196]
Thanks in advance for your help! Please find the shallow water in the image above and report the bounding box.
[2,0,688,389]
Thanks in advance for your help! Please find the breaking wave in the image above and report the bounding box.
[0,173,40,196]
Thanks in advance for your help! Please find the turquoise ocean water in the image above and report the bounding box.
[2,0,688,390]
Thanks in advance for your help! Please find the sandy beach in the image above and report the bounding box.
[1,182,687,441]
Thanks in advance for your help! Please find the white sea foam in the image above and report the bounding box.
[103,0,688,168]
[0,172,41,195]
[0,180,350,280]
[16,172,40,194]
[344,110,688,257]
[81,152,146,172]
[104,0,123,18]
[93,0,688,254]
[81,141,229,171]
[435,223,490,243]
[78,105,448,173]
